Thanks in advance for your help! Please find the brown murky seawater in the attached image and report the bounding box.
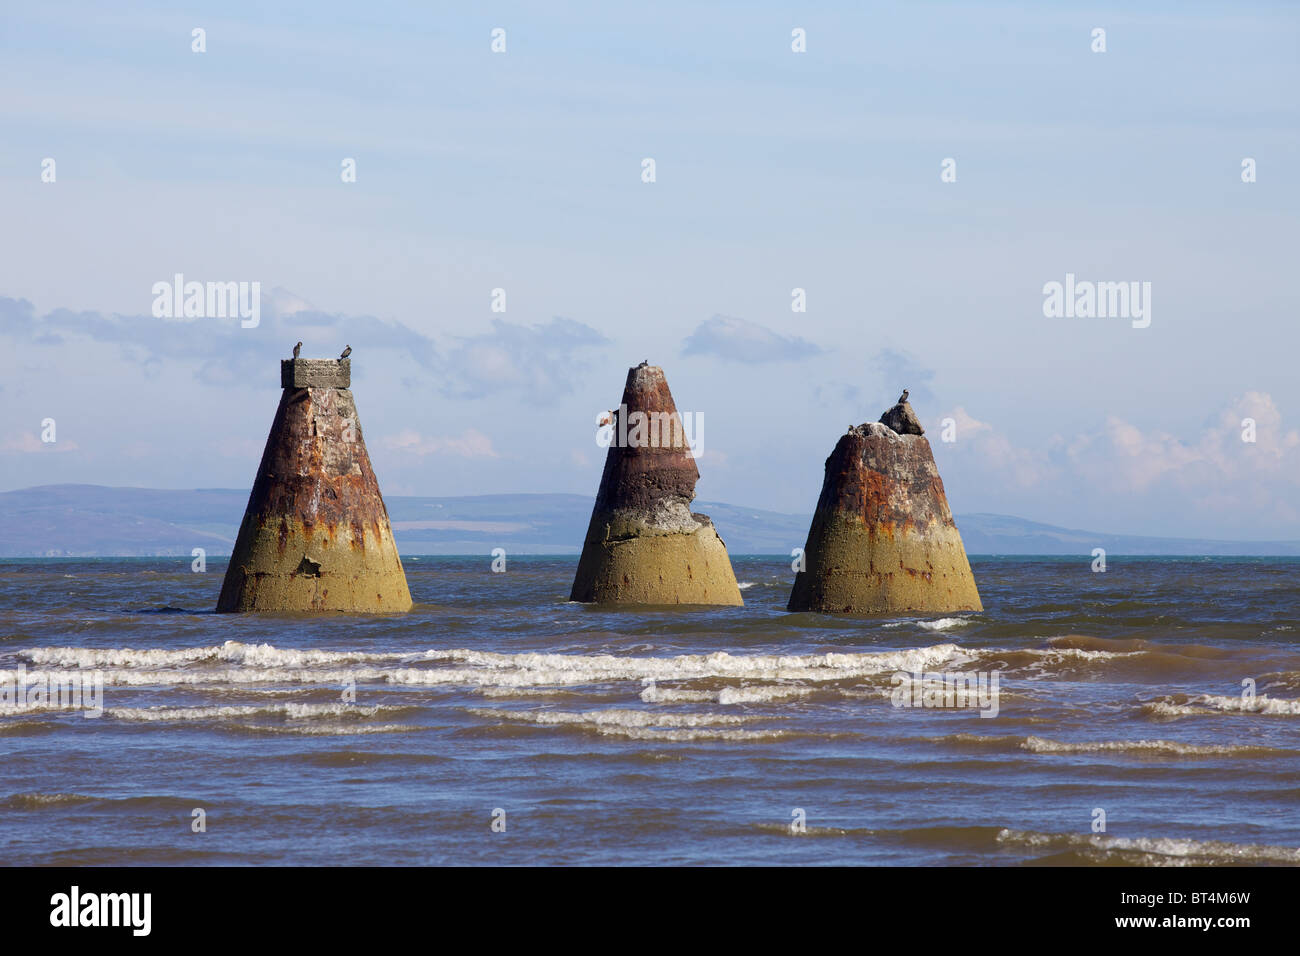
[1,555,1297,865]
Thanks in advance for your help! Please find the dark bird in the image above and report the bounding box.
[340,345,352,360]
[292,341,302,359]
[898,388,909,404]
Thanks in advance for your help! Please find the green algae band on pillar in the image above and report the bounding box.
[570,362,742,606]
[216,356,413,613]
[787,396,982,615]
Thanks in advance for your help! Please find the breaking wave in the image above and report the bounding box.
[917,618,973,631]
[104,702,410,722]
[2,792,99,809]
[748,822,1300,865]
[994,828,1300,865]
[6,642,967,692]
[20,641,416,669]
[230,722,421,736]
[639,681,811,705]
[932,732,1286,757]
[1142,693,1300,718]
[466,706,786,741]
[931,732,1285,757]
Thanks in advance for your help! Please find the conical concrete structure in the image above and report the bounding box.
[570,362,742,606]
[787,400,982,614]
[216,357,412,613]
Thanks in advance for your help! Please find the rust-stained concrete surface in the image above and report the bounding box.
[570,363,742,606]
[281,357,350,389]
[216,359,412,613]
[787,406,982,615]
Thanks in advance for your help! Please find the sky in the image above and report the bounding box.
[1,1,1298,539]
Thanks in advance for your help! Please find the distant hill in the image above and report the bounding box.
[0,485,244,557]
[0,485,1297,557]
[955,512,1300,557]
[0,485,806,557]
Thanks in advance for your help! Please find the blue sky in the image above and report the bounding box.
[2,1,1298,538]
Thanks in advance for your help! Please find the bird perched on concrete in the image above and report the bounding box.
[340,345,352,360]
[898,388,909,404]
[292,341,302,359]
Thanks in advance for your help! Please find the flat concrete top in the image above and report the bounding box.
[281,358,350,389]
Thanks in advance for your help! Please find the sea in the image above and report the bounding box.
[1,555,1297,866]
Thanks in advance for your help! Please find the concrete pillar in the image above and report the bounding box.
[216,358,412,612]
[570,362,742,606]
[787,401,982,614]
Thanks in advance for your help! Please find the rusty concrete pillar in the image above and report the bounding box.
[570,362,742,606]
[787,400,982,614]
[216,357,413,613]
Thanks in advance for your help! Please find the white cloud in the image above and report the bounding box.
[939,406,1052,489]
[681,315,824,364]
[439,317,610,400]
[380,428,499,459]
[1064,392,1300,493]
[1,433,79,453]
[944,406,994,437]
[940,393,1300,531]
[263,286,315,318]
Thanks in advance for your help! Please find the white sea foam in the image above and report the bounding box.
[20,641,415,669]
[638,681,811,705]
[882,617,975,632]
[235,722,420,736]
[7,643,966,693]
[1005,647,1134,665]
[917,618,972,631]
[1047,648,1130,660]
[469,707,747,728]
[639,683,714,703]
[933,732,1280,757]
[418,644,965,687]
[986,646,1137,681]
[737,582,756,590]
[995,828,1300,865]
[467,706,783,741]
[602,726,785,742]
[1143,693,1300,718]
[1197,693,1300,715]
[0,700,82,716]
[104,702,394,722]
[3,792,96,807]
[1,666,401,688]
[1019,735,1275,757]
[717,685,812,705]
